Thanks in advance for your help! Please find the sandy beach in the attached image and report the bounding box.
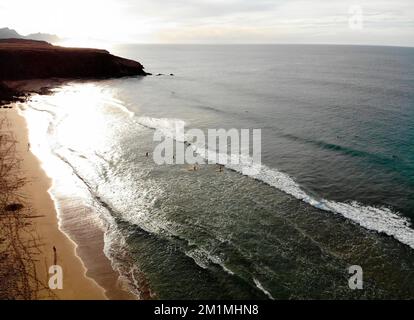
[0,77,140,300]
[2,106,107,299]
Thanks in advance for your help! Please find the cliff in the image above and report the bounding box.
[0,38,148,80]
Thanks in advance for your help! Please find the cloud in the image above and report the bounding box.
[145,0,413,46]
[1,0,413,46]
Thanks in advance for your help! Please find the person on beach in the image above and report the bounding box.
[27,142,30,151]
[145,152,149,157]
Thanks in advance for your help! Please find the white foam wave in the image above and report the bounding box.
[184,247,236,277]
[241,164,414,250]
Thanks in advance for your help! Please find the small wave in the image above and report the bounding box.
[282,132,406,167]
[184,247,236,277]
[253,278,274,300]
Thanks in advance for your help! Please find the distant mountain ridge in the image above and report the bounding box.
[0,27,60,43]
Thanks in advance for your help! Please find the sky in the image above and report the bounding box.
[1,0,413,46]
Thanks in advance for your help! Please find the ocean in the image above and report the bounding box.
[20,44,414,299]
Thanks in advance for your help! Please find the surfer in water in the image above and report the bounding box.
[188,164,198,171]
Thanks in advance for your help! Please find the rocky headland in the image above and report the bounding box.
[0,38,149,104]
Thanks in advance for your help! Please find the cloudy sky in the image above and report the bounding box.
[1,0,413,46]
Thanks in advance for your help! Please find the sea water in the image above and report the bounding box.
[20,44,414,299]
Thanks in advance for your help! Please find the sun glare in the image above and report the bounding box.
[1,0,135,43]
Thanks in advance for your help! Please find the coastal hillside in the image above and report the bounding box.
[0,27,60,43]
[0,39,148,80]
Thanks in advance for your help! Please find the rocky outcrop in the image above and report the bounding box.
[0,39,149,80]
[0,81,21,104]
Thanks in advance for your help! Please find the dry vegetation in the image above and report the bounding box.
[0,114,54,299]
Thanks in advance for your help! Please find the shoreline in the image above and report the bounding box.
[4,107,107,299]
[4,105,138,300]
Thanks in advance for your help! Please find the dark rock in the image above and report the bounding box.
[0,81,19,103]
